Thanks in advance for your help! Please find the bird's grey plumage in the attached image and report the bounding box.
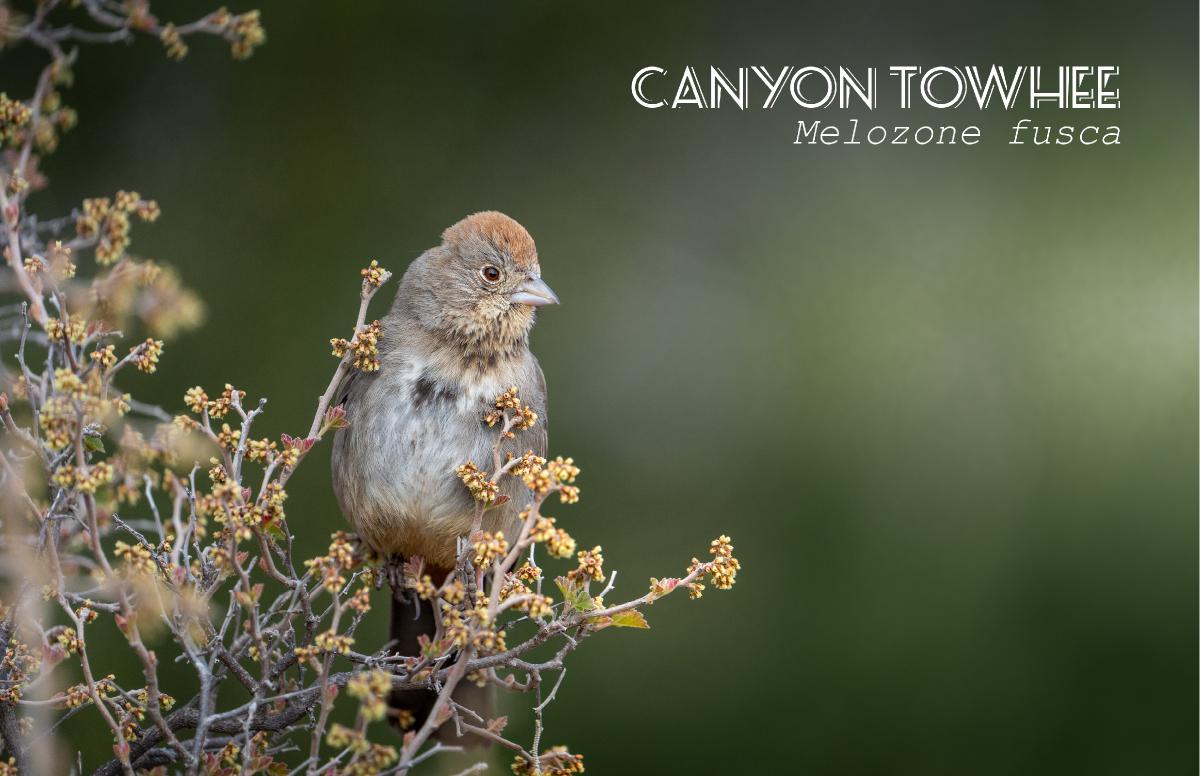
[330,307,547,568]
[328,212,555,743]
[331,217,550,569]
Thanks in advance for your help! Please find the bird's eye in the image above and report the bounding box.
[480,265,502,283]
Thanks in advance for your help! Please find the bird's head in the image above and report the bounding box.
[400,211,558,353]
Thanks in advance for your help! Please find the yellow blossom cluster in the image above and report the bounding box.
[498,577,526,602]
[30,109,77,157]
[134,687,175,712]
[359,259,390,288]
[53,628,82,655]
[406,573,437,600]
[508,450,546,477]
[526,593,554,619]
[325,724,398,775]
[473,625,507,654]
[90,344,117,369]
[456,461,498,504]
[515,561,541,582]
[331,320,383,372]
[473,531,509,567]
[493,386,521,411]
[112,688,177,740]
[245,436,276,462]
[276,440,301,469]
[0,640,42,701]
[216,423,239,450]
[682,536,741,599]
[484,386,538,432]
[74,192,159,265]
[183,385,208,413]
[512,747,585,776]
[52,368,89,400]
[499,578,554,619]
[521,463,552,496]
[86,258,202,339]
[260,480,287,525]
[440,607,469,650]
[46,316,87,344]
[346,669,392,722]
[567,546,604,582]
[47,241,76,279]
[223,9,267,59]
[59,679,103,709]
[202,478,275,544]
[293,644,320,663]
[303,531,361,593]
[113,540,157,575]
[511,405,538,432]
[128,338,164,373]
[52,462,114,494]
[38,397,76,449]
[707,534,740,590]
[0,93,31,143]
[686,559,706,599]
[443,578,466,605]
[518,455,582,503]
[314,629,354,655]
[159,24,188,60]
[393,708,415,730]
[183,383,244,418]
[531,516,576,559]
[346,586,371,613]
[547,456,580,484]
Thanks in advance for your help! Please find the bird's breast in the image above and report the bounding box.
[331,353,533,566]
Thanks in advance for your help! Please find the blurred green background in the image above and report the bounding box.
[9,0,1198,773]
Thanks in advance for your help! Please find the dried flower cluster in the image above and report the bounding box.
[0,4,741,775]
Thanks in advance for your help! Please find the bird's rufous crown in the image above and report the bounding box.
[442,211,538,271]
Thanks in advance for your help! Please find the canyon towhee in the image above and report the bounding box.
[330,211,557,741]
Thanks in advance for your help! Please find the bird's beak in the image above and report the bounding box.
[509,276,559,307]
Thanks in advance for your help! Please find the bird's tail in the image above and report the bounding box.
[389,580,493,748]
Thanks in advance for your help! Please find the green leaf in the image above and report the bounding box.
[83,435,105,453]
[555,575,594,612]
[610,609,650,629]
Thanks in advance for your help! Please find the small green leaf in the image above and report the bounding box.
[555,575,594,612]
[610,609,650,629]
[83,435,105,453]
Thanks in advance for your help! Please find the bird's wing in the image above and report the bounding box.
[528,357,549,459]
[332,364,373,410]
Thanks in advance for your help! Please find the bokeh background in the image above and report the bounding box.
[8,0,1198,773]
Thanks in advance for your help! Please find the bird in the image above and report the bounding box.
[330,211,557,743]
